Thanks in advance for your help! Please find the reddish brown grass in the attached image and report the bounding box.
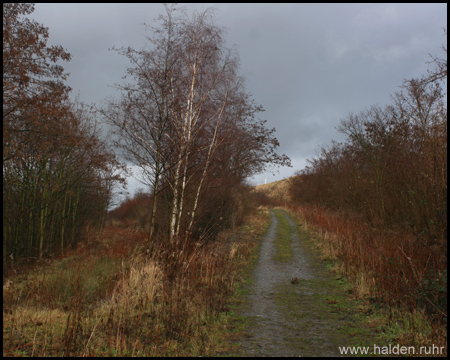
[287,204,446,318]
[3,208,268,356]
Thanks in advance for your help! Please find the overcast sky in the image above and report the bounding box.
[32,3,447,195]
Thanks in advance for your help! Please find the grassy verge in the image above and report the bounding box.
[208,206,272,355]
[271,210,390,355]
[272,209,294,262]
[283,205,447,357]
[3,207,271,357]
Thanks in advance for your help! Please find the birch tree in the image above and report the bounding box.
[105,4,291,244]
[103,4,181,241]
[164,7,241,242]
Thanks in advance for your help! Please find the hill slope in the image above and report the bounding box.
[252,178,293,204]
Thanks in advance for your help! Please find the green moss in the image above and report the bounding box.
[272,209,294,262]
[237,208,391,356]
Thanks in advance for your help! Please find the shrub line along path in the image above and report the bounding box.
[234,209,379,357]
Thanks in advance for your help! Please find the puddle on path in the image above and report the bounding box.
[235,209,376,357]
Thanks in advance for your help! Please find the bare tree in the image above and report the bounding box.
[102,4,182,241]
[162,7,242,241]
[104,4,291,244]
[3,4,120,264]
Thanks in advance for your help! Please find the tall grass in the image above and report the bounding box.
[285,203,446,353]
[3,209,268,356]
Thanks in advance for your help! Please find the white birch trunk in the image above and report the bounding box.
[187,87,229,235]
[173,57,198,239]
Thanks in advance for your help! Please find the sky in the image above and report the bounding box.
[31,3,447,196]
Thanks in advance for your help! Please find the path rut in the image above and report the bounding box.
[235,209,374,357]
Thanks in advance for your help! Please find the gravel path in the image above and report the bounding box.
[235,209,374,357]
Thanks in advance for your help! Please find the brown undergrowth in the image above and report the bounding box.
[3,209,269,357]
[283,204,447,356]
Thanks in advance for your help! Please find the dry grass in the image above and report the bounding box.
[3,207,269,357]
[252,176,446,355]
[282,204,447,356]
[252,178,292,206]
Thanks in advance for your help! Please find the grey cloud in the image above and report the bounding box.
[31,3,447,189]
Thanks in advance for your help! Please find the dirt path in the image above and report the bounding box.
[235,209,376,357]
